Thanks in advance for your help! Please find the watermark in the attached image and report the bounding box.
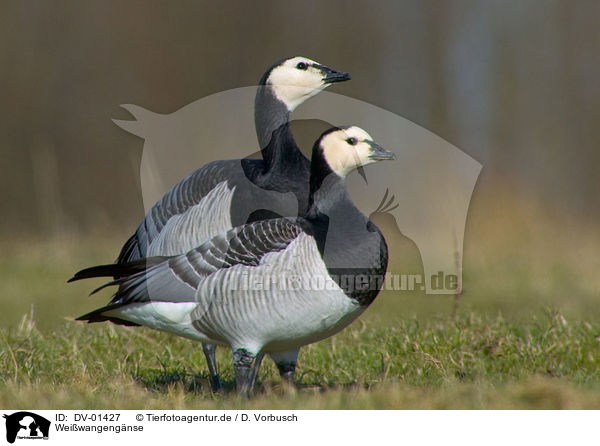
[229,271,458,293]
[116,86,481,295]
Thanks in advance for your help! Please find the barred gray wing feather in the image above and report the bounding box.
[116,158,299,263]
[116,159,259,263]
[110,218,302,308]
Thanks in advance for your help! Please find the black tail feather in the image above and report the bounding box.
[76,305,141,326]
[115,232,140,264]
[89,280,120,296]
[68,256,170,283]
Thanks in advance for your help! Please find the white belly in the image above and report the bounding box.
[104,302,223,345]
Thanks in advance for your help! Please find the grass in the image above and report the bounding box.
[2,307,600,409]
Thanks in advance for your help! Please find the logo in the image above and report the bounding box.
[115,88,481,297]
[3,412,50,443]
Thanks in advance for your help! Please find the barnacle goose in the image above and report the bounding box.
[71,126,395,395]
[73,57,350,391]
[116,57,350,263]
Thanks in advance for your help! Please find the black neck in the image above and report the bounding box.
[304,147,388,307]
[255,85,306,173]
[306,145,351,221]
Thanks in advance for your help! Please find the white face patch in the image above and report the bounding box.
[320,127,378,177]
[267,57,330,111]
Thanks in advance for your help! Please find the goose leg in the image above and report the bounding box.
[269,349,299,386]
[202,343,221,392]
[249,352,265,389]
[233,348,263,397]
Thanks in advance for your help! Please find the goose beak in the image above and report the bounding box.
[367,141,396,161]
[319,65,351,84]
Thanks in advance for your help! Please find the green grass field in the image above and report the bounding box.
[1,211,600,409]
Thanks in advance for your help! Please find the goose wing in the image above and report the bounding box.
[77,218,303,318]
[116,159,255,263]
[116,158,300,263]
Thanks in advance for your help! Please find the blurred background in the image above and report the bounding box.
[1,0,599,330]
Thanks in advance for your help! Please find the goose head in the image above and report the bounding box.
[316,126,396,178]
[262,56,351,111]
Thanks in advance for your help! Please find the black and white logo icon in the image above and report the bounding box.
[3,412,50,443]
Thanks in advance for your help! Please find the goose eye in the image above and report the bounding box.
[296,62,308,70]
[346,137,358,146]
